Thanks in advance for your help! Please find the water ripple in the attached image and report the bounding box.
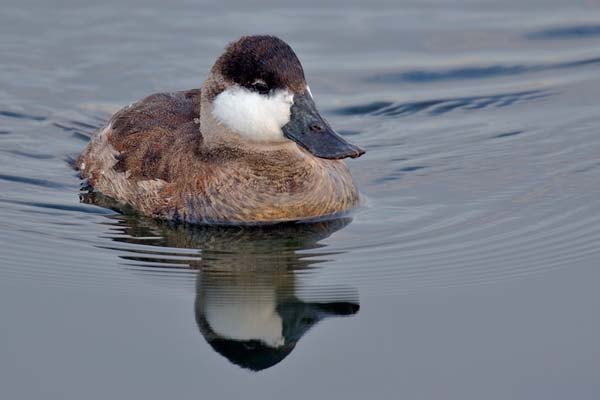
[0,110,47,121]
[332,90,551,117]
[368,56,600,83]
[0,198,115,215]
[492,130,524,139]
[52,119,103,141]
[374,166,429,184]
[4,150,55,159]
[526,24,600,40]
[0,174,68,189]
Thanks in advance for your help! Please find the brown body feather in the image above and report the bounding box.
[78,89,359,224]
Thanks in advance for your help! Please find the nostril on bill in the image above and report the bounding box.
[309,123,325,132]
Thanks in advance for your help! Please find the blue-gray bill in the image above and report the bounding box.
[282,93,365,160]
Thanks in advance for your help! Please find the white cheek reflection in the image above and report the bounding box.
[204,285,285,348]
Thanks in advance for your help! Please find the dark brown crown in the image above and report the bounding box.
[214,35,307,93]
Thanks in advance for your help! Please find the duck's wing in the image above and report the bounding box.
[99,88,203,182]
[111,89,201,143]
[78,88,204,218]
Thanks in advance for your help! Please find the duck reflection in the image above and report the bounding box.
[84,193,359,371]
[196,266,358,371]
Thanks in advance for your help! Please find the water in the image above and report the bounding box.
[1,0,600,398]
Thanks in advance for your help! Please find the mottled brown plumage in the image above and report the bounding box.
[78,36,362,224]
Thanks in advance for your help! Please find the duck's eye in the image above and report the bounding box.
[251,80,270,95]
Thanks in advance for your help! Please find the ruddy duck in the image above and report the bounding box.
[78,35,365,224]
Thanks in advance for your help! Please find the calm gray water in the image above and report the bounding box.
[2,0,600,398]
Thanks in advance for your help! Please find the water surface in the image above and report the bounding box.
[1,0,600,399]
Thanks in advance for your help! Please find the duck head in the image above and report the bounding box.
[200,35,365,159]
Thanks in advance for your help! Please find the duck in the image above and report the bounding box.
[78,35,365,224]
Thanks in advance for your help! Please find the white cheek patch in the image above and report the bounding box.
[212,87,294,142]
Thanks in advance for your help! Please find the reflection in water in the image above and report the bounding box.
[196,269,358,371]
[83,192,360,371]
